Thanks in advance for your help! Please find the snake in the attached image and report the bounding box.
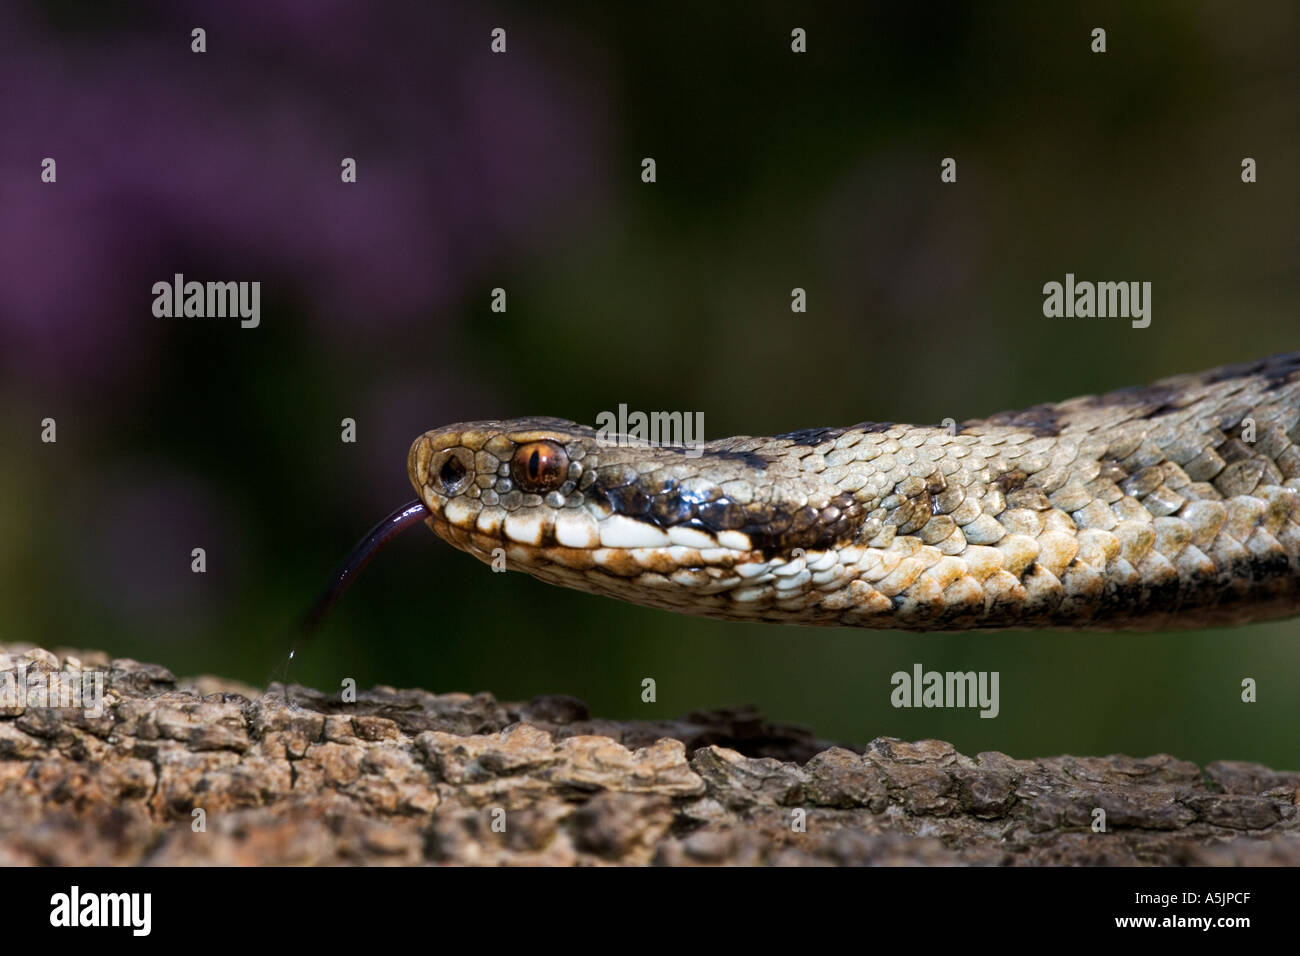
[306,352,1300,633]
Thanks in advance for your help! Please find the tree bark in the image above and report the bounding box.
[1,644,1296,865]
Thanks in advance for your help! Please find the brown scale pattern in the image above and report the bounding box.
[409,354,1300,630]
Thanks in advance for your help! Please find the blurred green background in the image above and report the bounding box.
[2,3,1297,768]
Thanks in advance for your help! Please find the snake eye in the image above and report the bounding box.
[430,447,474,496]
[511,441,568,492]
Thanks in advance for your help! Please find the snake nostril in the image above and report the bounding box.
[431,447,474,496]
[440,456,466,486]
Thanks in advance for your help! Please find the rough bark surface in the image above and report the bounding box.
[1,644,1297,866]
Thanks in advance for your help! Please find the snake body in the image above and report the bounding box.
[408,353,1300,631]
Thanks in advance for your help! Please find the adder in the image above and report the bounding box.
[306,352,1300,633]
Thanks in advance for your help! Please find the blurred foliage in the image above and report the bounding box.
[2,2,1297,768]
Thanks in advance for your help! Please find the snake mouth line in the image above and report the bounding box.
[425,511,768,580]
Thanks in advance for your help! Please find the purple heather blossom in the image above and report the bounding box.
[0,2,610,393]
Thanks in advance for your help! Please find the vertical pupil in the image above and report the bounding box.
[529,450,541,478]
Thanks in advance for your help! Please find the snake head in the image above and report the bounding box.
[408,417,602,554]
[407,417,868,618]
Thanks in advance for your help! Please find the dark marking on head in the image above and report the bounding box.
[774,425,848,447]
[974,403,1063,438]
[773,422,894,446]
[604,483,652,516]
[1138,403,1181,419]
[711,449,770,469]
[747,492,866,558]
[1204,351,1300,390]
[646,445,770,469]
[649,488,693,525]
[697,499,747,531]
[592,472,866,559]
[1083,383,1182,411]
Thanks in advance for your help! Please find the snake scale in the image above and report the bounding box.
[310,352,1300,635]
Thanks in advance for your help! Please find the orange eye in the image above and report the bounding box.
[510,441,569,492]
